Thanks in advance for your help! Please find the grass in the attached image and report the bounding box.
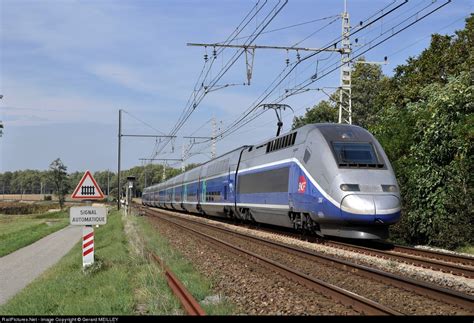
[0,211,69,257]
[456,245,474,255]
[130,212,236,315]
[0,208,235,315]
[0,210,135,315]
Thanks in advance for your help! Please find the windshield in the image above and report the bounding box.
[332,142,383,168]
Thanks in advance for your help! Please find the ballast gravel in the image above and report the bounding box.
[159,213,472,315]
[158,210,474,296]
[147,216,358,315]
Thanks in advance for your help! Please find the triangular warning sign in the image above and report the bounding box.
[71,170,105,199]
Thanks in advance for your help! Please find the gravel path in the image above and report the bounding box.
[0,225,82,305]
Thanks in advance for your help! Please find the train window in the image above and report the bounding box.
[238,167,289,193]
[332,142,383,167]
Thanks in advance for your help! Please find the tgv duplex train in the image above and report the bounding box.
[142,123,401,239]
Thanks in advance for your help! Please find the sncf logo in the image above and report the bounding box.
[298,175,307,193]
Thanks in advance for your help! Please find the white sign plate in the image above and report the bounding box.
[70,206,107,225]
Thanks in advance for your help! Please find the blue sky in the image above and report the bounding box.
[0,0,472,173]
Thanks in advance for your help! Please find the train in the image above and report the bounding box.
[142,123,401,240]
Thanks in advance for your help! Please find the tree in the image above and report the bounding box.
[372,16,474,248]
[388,73,473,248]
[351,59,388,129]
[49,158,69,209]
[292,100,338,129]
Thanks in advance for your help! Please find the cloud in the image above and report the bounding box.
[0,78,117,126]
[88,63,162,94]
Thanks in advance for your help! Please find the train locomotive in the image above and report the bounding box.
[142,123,401,239]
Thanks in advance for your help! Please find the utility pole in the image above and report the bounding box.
[338,0,352,124]
[0,95,3,138]
[211,117,216,159]
[181,143,187,172]
[117,109,122,210]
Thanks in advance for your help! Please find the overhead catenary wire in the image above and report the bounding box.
[151,0,452,170]
[146,1,270,162]
[149,1,288,161]
[212,0,410,142]
[282,0,451,101]
[215,14,342,44]
[122,110,166,135]
[193,0,450,152]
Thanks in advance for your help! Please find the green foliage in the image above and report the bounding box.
[292,100,338,129]
[389,73,473,248]
[351,59,390,129]
[293,16,474,249]
[49,158,69,209]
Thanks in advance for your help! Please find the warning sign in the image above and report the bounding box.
[71,170,104,199]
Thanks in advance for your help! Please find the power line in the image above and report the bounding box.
[149,0,289,160]
[197,0,449,147]
[215,14,341,44]
[213,0,410,141]
[122,110,166,135]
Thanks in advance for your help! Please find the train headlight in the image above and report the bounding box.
[381,185,398,192]
[340,184,360,191]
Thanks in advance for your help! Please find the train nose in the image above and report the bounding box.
[340,194,400,222]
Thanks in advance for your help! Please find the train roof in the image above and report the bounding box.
[144,123,371,191]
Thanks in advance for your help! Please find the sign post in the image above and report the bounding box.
[70,170,107,268]
[82,226,94,267]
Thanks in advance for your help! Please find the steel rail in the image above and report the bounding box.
[147,207,474,312]
[148,205,473,279]
[391,245,474,267]
[324,241,474,278]
[146,209,401,316]
[148,251,205,315]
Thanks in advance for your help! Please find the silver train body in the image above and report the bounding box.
[143,123,401,239]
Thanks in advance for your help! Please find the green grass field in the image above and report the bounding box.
[0,209,235,315]
[0,211,69,257]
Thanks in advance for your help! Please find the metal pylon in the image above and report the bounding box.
[338,4,352,124]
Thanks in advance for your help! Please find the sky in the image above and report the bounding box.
[0,0,472,173]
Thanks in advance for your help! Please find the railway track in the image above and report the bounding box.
[233,222,474,278]
[321,240,474,279]
[144,206,473,279]
[144,207,474,315]
[145,208,399,315]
